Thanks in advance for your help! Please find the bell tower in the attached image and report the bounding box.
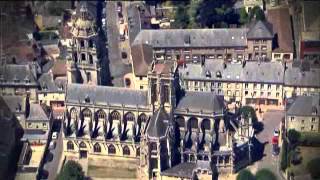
[147,61,178,114]
[67,4,100,85]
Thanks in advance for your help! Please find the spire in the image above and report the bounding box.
[79,3,89,20]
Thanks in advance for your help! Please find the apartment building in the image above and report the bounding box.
[284,61,320,98]
[133,21,272,63]
[0,63,39,101]
[286,95,320,132]
[179,61,284,107]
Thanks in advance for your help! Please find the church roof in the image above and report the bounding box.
[147,107,170,139]
[176,91,224,114]
[66,84,148,108]
[27,104,49,122]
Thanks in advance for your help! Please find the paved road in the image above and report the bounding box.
[106,1,131,87]
[43,123,63,180]
[249,110,285,179]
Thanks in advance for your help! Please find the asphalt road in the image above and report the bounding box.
[106,1,131,87]
[43,124,63,180]
[250,110,285,179]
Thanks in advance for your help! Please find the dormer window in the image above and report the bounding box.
[16,103,22,112]
[25,77,31,83]
[216,71,222,78]
[85,95,90,103]
[205,70,211,78]
[312,106,318,115]
[184,34,191,44]
[43,83,48,90]
[13,76,19,83]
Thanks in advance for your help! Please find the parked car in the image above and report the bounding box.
[52,132,58,140]
[274,129,279,137]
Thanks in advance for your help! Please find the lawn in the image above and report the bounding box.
[87,158,138,179]
[288,146,320,176]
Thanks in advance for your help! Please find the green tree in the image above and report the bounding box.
[239,7,249,24]
[255,169,277,180]
[239,106,258,123]
[280,139,288,171]
[172,5,190,28]
[237,169,255,180]
[307,157,320,179]
[249,6,265,22]
[56,160,85,180]
[287,129,301,144]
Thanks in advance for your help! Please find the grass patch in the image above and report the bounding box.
[87,158,138,179]
[288,146,320,176]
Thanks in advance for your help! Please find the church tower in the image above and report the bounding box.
[67,4,100,85]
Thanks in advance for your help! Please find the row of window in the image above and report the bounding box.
[290,117,317,123]
[188,81,281,91]
[67,141,137,156]
[244,91,280,97]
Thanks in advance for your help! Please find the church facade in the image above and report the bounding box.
[63,60,253,179]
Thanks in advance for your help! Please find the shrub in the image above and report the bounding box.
[255,168,276,180]
[287,129,301,144]
[280,139,288,171]
[56,160,85,180]
[237,169,255,180]
[299,132,320,147]
[307,157,320,179]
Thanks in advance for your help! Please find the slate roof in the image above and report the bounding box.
[286,95,320,116]
[146,108,169,139]
[66,84,148,107]
[132,28,248,48]
[176,91,224,114]
[2,96,26,113]
[267,7,294,53]
[247,21,273,39]
[27,104,49,122]
[38,73,59,92]
[284,62,320,87]
[0,64,38,86]
[161,162,196,178]
[180,61,284,84]
[131,44,153,76]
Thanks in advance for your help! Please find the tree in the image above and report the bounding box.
[255,169,276,180]
[307,157,320,179]
[56,160,85,180]
[239,106,258,123]
[239,7,249,24]
[280,139,288,171]
[172,5,190,28]
[249,6,265,22]
[287,129,301,144]
[237,169,255,180]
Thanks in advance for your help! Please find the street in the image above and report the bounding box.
[249,110,285,179]
[43,122,63,180]
[106,1,131,87]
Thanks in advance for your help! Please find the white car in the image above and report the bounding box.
[274,129,279,137]
[52,132,58,140]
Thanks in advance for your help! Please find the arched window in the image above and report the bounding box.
[80,40,85,48]
[138,113,147,126]
[89,54,93,64]
[67,141,74,150]
[82,109,92,119]
[188,117,198,129]
[201,119,211,131]
[110,111,120,120]
[81,53,86,61]
[79,142,87,148]
[123,145,130,156]
[175,116,185,128]
[97,110,106,119]
[124,112,135,121]
[93,143,101,153]
[70,108,78,120]
[136,147,140,157]
[108,144,116,154]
